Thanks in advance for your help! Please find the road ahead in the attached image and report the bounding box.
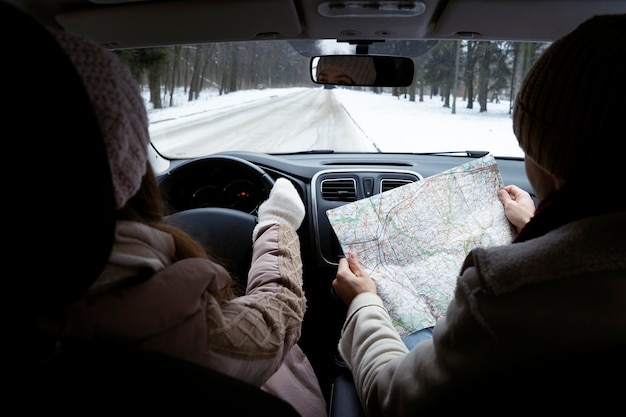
[150,88,378,158]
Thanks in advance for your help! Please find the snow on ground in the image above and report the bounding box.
[145,87,523,158]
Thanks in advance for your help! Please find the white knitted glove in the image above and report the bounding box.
[252,178,305,242]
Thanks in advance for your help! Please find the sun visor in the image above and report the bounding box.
[434,0,626,42]
[56,0,302,49]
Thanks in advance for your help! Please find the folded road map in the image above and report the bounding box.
[326,154,515,338]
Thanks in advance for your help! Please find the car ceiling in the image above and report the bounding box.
[8,0,626,49]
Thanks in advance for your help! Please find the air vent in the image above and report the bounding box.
[321,178,357,202]
[381,178,415,193]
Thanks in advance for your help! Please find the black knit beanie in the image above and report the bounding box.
[513,13,626,183]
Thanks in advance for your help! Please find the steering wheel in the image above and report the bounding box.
[163,155,275,284]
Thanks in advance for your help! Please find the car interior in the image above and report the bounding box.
[6,0,625,415]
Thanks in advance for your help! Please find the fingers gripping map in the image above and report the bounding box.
[326,154,515,338]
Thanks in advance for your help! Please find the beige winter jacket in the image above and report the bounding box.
[338,210,626,417]
[62,220,327,417]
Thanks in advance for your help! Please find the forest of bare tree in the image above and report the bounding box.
[116,39,548,113]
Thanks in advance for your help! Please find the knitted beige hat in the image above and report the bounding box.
[317,55,377,85]
[513,14,626,183]
[51,29,150,209]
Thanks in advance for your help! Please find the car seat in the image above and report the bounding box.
[3,2,301,414]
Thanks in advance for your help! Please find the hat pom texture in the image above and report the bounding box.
[513,14,626,182]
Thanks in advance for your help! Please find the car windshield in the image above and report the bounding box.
[120,39,548,160]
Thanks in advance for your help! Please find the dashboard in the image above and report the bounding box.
[157,150,533,268]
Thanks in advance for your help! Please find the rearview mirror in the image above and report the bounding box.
[311,55,414,87]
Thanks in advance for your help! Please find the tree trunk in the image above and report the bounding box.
[452,40,461,114]
[148,67,162,109]
[168,45,180,107]
[477,41,491,112]
[464,41,477,109]
[188,45,204,101]
[442,78,451,108]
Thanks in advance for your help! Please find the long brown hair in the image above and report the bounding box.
[116,162,244,296]
[118,162,211,260]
